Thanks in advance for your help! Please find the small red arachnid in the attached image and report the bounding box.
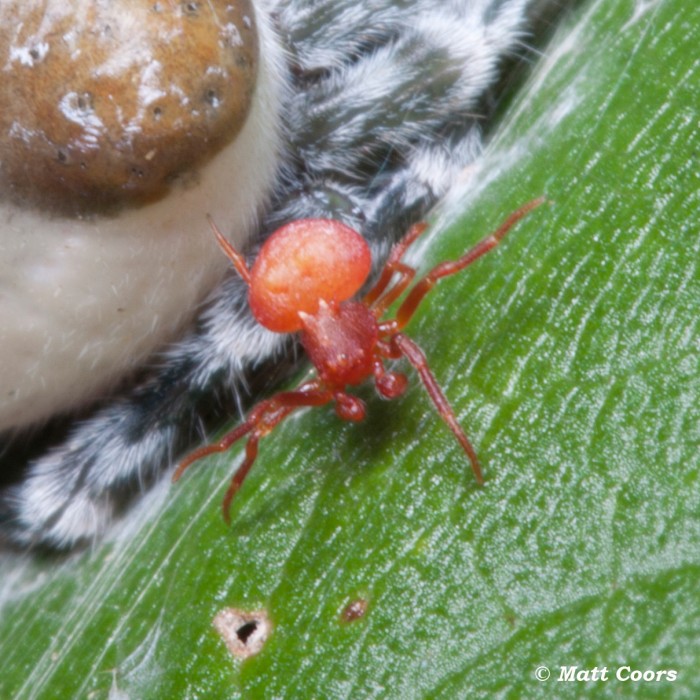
[173,198,545,522]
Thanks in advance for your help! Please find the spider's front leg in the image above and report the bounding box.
[394,198,546,330]
[364,222,428,314]
[388,333,483,484]
[174,381,333,522]
[371,346,410,401]
[370,200,546,484]
[375,332,481,481]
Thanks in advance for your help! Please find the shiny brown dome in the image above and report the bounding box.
[0,0,258,216]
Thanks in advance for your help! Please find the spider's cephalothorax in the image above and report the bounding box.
[1,0,564,548]
[174,200,543,523]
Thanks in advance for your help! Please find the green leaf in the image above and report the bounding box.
[2,0,698,698]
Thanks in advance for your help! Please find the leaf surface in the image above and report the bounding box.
[1,0,698,698]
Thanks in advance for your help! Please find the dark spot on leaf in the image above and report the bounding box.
[341,598,368,622]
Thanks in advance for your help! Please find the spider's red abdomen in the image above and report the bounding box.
[299,300,378,387]
[248,219,372,332]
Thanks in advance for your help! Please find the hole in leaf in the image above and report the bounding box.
[213,608,272,660]
[236,620,258,644]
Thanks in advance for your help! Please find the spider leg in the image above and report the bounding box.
[174,381,334,522]
[173,421,253,483]
[207,214,252,286]
[393,198,545,330]
[363,222,428,314]
[391,333,483,484]
[220,404,291,523]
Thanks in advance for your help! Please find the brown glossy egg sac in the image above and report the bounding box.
[0,0,285,432]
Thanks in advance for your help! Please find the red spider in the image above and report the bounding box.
[173,198,544,522]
